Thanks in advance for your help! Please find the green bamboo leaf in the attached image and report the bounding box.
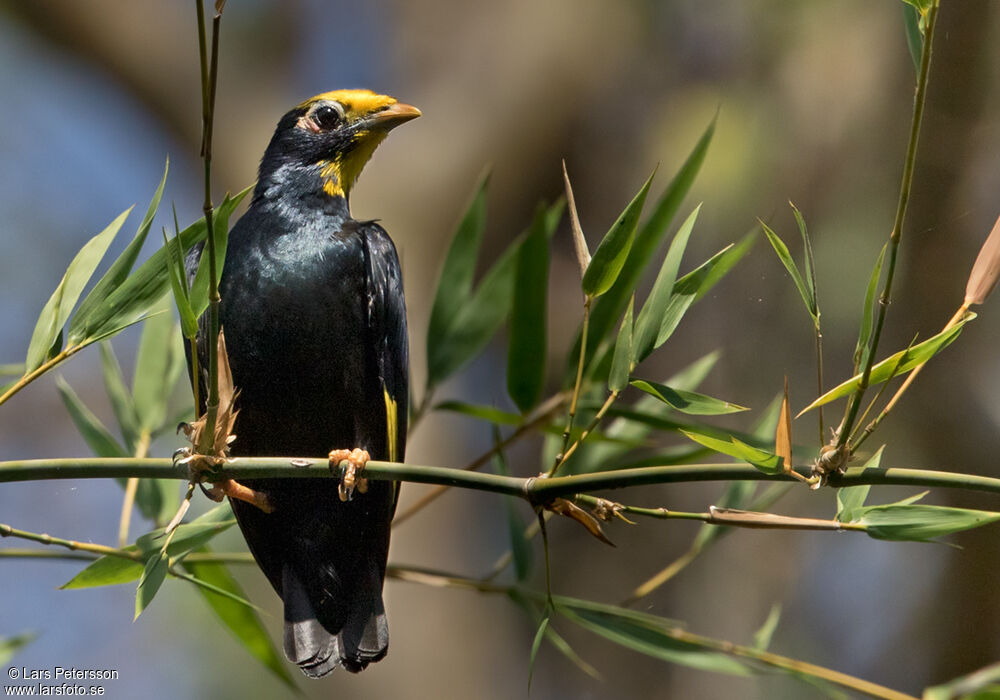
[561,606,750,677]
[801,313,975,414]
[528,614,550,690]
[132,303,176,432]
[55,377,129,458]
[99,342,141,451]
[760,220,816,322]
[427,200,562,387]
[634,204,702,361]
[0,633,36,666]
[752,604,782,651]
[61,554,144,589]
[507,591,601,680]
[791,205,819,318]
[133,504,236,555]
[69,160,169,343]
[508,204,551,412]
[181,548,297,689]
[427,171,490,366]
[680,429,783,474]
[855,504,1000,542]
[188,192,246,318]
[135,550,169,619]
[163,228,199,339]
[901,4,922,73]
[578,116,716,370]
[608,297,634,393]
[582,169,656,297]
[80,187,250,344]
[631,379,746,415]
[836,446,884,522]
[26,208,133,372]
[854,244,887,371]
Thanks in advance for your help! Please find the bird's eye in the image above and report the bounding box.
[313,104,343,130]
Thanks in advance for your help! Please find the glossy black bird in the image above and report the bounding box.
[186,89,418,676]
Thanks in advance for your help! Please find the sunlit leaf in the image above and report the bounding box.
[99,342,141,452]
[133,302,176,432]
[134,550,168,619]
[801,313,975,414]
[26,208,132,372]
[577,116,716,371]
[582,168,656,297]
[760,220,816,322]
[634,204,702,361]
[69,160,169,343]
[608,297,634,393]
[60,554,144,589]
[632,379,747,415]
[854,504,1000,542]
[854,244,887,371]
[680,429,783,474]
[508,204,551,412]
[0,633,35,666]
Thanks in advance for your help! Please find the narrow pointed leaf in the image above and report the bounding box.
[133,303,176,432]
[634,204,702,360]
[80,187,250,343]
[582,169,656,297]
[854,244,887,370]
[61,554,144,589]
[182,549,297,689]
[427,172,490,367]
[752,604,782,651]
[188,200,238,318]
[99,342,141,451]
[56,377,129,458]
[508,204,551,412]
[26,208,132,371]
[901,3,922,73]
[562,161,590,278]
[428,200,562,387]
[435,400,523,426]
[761,220,816,322]
[578,116,716,369]
[609,297,634,393]
[680,429,783,474]
[70,161,169,342]
[134,551,169,619]
[632,379,746,415]
[791,204,819,317]
[528,615,550,689]
[775,378,792,471]
[163,229,199,338]
[561,607,750,676]
[855,504,1000,542]
[965,213,1000,305]
[801,313,975,414]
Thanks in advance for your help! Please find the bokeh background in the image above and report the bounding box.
[2,1,999,698]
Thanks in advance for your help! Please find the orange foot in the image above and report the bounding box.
[175,448,274,513]
[329,448,370,502]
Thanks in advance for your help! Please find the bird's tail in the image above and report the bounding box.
[281,565,389,677]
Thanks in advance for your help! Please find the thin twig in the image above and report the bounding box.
[551,297,592,476]
[837,3,939,447]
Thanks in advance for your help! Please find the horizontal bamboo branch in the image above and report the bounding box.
[2,457,1000,502]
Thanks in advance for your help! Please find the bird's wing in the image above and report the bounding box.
[360,220,409,486]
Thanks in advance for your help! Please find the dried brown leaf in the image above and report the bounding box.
[562,160,591,281]
[548,497,615,546]
[965,214,1000,305]
[775,376,792,473]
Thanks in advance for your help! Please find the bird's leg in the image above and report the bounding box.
[329,448,370,502]
[174,447,274,513]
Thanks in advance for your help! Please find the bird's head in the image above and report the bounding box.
[257,89,420,203]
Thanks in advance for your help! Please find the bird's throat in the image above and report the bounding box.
[318,130,389,199]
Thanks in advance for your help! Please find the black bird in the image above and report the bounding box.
[187,89,418,676]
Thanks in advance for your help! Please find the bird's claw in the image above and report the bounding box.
[330,448,370,502]
[174,447,273,513]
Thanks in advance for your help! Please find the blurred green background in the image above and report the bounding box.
[1,1,999,698]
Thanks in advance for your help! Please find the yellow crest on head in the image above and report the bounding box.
[298,89,398,122]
